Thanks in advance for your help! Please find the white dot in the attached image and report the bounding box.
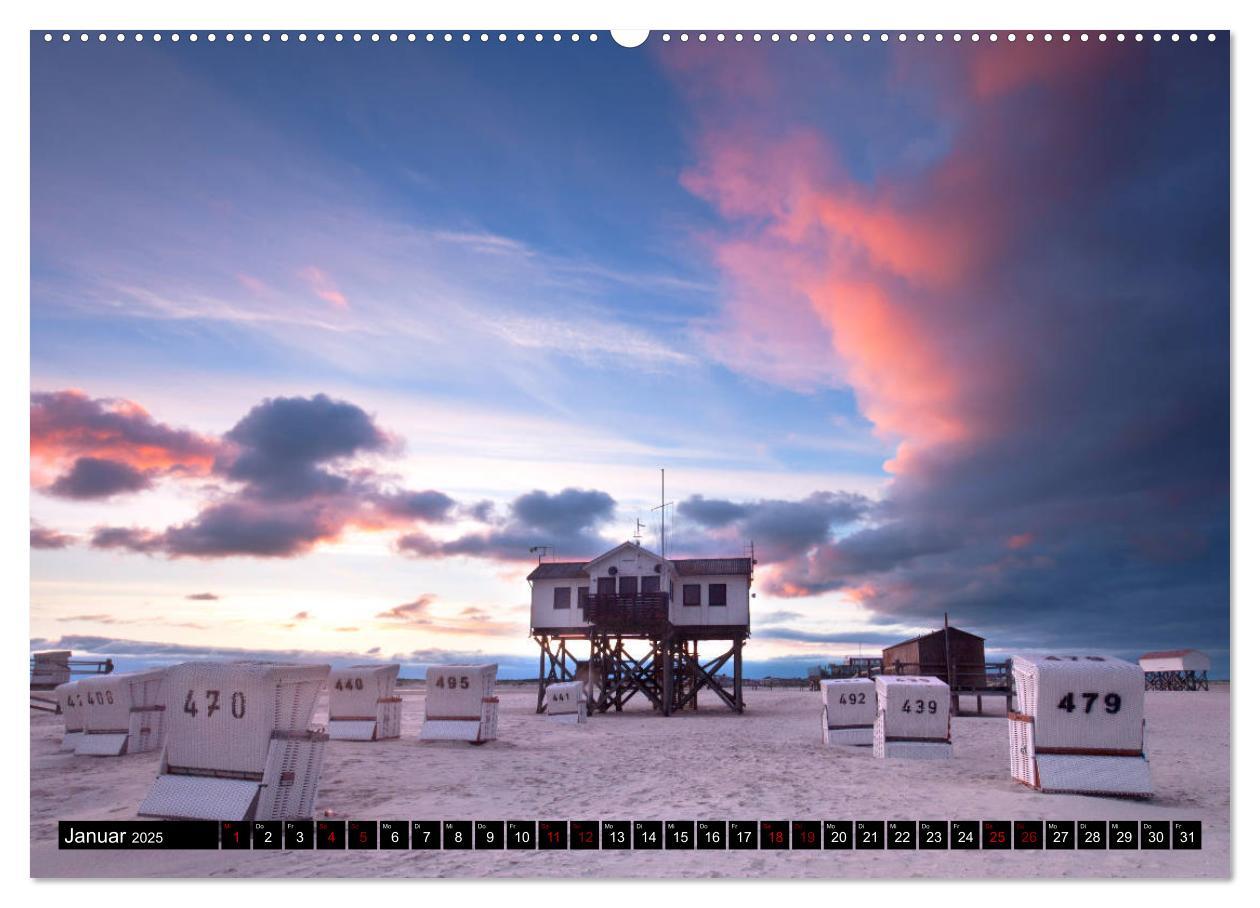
[1173,33,1180,42]
[590,33,598,42]
[735,34,744,42]
[662,33,670,42]
[1191,33,1199,42]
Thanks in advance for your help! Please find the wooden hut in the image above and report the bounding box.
[1138,649,1211,691]
[881,626,987,689]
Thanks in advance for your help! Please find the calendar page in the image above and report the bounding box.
[25,9,1231,887]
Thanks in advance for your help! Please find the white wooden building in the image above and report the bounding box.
[528,541,754,716]
[528,541,752,632]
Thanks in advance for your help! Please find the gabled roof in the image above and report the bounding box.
[526,561,587,580]
[673,558,754,576]
[884,626,985,650]
[583,540,663,568]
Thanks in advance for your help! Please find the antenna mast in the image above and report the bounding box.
[650,468,674,559]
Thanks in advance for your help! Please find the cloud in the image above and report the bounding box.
[398,486,616,562]
[297,265,349,308]
[292,611,311,621]
[374,595,520,638]
[674,491,870,565]
[185,592,219,601]
[31,389,219,478]
[665,40,1229,654]
[372,489,457,523]
[376,595,436,625]
[78,392,470,559]
[220,393,390,502]
[30,523,75,550]
[47,456,153,500]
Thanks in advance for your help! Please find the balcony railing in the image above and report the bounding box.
[585,592,670,630]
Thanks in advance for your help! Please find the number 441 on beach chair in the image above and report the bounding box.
[418,664,499,744]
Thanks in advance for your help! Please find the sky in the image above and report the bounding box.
[29,33,1230,679]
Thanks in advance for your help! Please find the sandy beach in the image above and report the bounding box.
[30,684,1230,879]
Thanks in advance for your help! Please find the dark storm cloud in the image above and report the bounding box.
[47,456,153,500]
[674,39,1229,658]
[672,491,871,564]
[398,487,616,562]
[676,495,749,527]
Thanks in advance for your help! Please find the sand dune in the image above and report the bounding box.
[30,685,1229,879]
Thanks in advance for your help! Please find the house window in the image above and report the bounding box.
[641,575,661,594]
[683,584,701,607]
[618,575,639,596]
[709,583,728,607]
[553,586,571,609]
[577,587,589,614]
[597,577,616,596]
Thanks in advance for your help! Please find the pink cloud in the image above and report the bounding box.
[298,265,349,308]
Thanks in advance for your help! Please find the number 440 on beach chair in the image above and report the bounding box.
[418,664,499,744]
[327,664,402,741]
